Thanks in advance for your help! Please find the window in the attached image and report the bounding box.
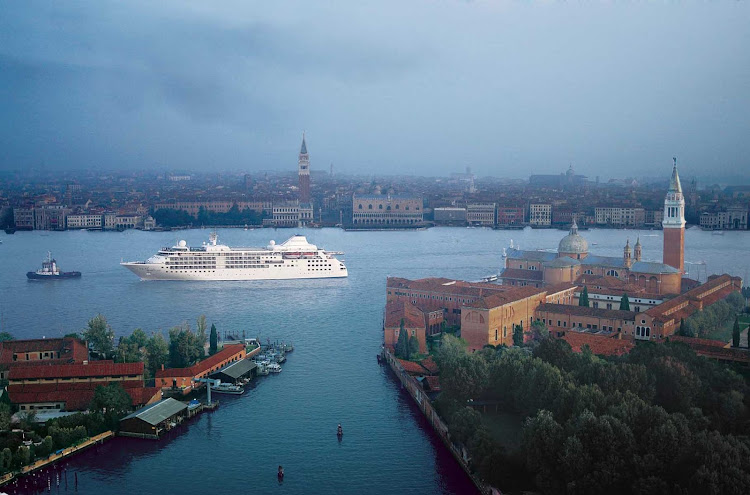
[584,269,594,275]
[368,204,373,209]
[495,329,498,341]
[358,204,362,209]
[378,204,383,209]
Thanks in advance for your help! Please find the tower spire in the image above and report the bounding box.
[300,132,307,155]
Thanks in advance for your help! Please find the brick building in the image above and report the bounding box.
[155,343,247,392]
[0,337,89,381]
[7,361,160,412]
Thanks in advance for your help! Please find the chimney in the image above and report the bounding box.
[161,364,165,371]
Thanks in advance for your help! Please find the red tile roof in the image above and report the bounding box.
[396,359,428,375]
[468,286,548,310]
[8,382,158,411]
[155,344,245,379]
[561,332,634,357]
[423,375,441,392]
[0,338,88,365]
[538,303,636,321]
[500,268,544,281]
[420,356,439,375]
[8,360,143,380]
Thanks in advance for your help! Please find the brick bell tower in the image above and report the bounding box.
[662,157,685,274]
[298,133,311,204]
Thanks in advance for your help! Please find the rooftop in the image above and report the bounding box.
[8,360,143,380]
[156,343,246,379]
[562,332,634,356]
[385,300,425,329]
[121,398,187,426]
[537,303,637,321]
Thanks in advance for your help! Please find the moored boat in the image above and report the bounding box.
[210,382,244,395]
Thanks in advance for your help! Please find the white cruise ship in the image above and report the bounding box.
[121,233,348,281]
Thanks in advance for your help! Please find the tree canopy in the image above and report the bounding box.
[434,334,750,493]
[168,323,205,368]
[619,293,630,311]
[0,332,13,342]
[83,314,115,358]
[209,323,218,355]
[90,382,132,416]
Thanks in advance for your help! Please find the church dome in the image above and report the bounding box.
[558,220,588,255]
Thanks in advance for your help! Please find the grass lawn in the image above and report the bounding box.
[481,411,524,452]
[706,314,750,342]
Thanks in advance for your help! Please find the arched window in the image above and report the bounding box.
[387,205,391,210]
[378,204,383,209]
[368,204,373,210]
[405,206,410,211]
[606,270,619,277]
[584,269,594,275]
[358,204,363,210]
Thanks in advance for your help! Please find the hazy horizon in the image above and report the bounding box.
[1,1,749,179]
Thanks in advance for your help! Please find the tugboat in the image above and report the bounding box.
[27,253,81,280]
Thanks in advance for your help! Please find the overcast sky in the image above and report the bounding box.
[1,1,749,179]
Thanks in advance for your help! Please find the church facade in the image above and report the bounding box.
[501,161,686,296]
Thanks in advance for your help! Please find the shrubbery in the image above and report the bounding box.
[434,335,750,493]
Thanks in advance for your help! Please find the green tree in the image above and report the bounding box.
[196,315,208,349]
[168,324,204,368]
[679,318,686,336]
[209,323,218,355]
[0,332,14,342]
[90,382,132,416]
[64,332,81,339]
[513,323,524,346]
[620,293,630,311]
[83,314,115,358]
[732,316,740,348]
[0,403,12,432]
[0,448,12,474]
[116,336,141,363]
[579,286,590,307]
[395,319,409,359]
[408,335,420,356]
[12,446,30,470]
[530,320,549,341]
[145,333,169,378]
[37,436,54,458]
[130,328,148,349]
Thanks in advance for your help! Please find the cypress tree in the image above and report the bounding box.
[579,286,590,307]
[396,319,410,359]
[619,293,630,311]
[679,318,686,336]
[209,324,218,355]
[732,316,740,348]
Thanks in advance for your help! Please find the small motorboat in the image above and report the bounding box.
[210,382,244,395]
[187,399,201,411]
[278,466,284,481]
[267,363,282,373]
[337,424,343,437]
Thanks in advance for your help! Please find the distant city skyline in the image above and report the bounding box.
[1,2,749,179]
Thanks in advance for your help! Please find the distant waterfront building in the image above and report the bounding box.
[497,207,525,226]
[66,214,103,229]
[595,207,645,227]
[168,174,192,181]
[699,206,748,230]
[529,204,552,226]
[154,201,268,217]
[352,194,423,227]
[644,209,664,227]
[433,207,467,225]
[12,207,34,229]
[263,200,313,227]
[466,203,496,226]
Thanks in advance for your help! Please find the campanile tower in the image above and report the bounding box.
[662,157,685,274]
[298,133,311,204]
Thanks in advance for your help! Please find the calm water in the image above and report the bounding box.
[0,226,746,494]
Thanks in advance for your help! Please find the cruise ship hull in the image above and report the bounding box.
[121,262,348,281]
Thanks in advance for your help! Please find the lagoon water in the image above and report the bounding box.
[0,226,746,494]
